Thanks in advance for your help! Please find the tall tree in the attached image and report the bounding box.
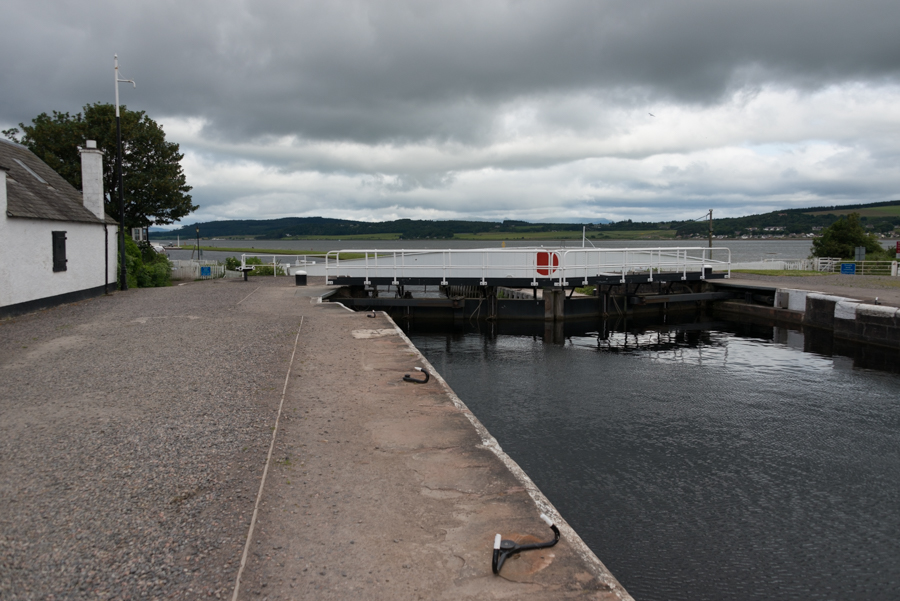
[811,213,887,259]
[3,103,196,228]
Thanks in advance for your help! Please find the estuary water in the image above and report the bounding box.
[405,318,900,601]
[160,238,820,264]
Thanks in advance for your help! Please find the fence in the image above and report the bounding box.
[170,260,225,281]
[728,257,898,275]
[823,261,899,276]
[812,257,841,272]
[764,258,815,270]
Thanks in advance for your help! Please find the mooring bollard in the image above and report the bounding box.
[492,514,560,575]
[294,270,307,286]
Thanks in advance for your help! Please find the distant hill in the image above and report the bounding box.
[151,200,900,241]
[154,216,620,240]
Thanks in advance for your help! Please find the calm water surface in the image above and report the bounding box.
[406,319,900,601]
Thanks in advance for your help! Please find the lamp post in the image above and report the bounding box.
[114,55,135,290]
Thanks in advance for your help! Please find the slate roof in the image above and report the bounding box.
[0,137,116,225]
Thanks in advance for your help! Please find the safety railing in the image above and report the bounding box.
[826,260,899,276]
[240,254,317,277]
[325,247,731,285]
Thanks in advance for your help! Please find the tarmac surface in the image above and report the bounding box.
[0,276,627,600]
[725,273,900,306]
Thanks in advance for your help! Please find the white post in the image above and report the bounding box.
[892,261,898,277]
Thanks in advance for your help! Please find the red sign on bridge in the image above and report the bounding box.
[536,251,559,275]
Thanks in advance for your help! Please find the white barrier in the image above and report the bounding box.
[325,246,731,285]
[170,260,224,281]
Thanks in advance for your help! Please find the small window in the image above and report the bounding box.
[52,231,67,272]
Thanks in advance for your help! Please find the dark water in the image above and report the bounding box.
[405,318,900,601]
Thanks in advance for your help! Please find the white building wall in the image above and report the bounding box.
[0,201,117,309]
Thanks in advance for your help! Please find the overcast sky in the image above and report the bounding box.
[3,0,900,226]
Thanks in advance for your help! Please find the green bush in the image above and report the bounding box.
[224,256,241,271]
[120,236,172,288]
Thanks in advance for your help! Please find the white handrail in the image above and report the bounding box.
[240,254,317,277]
[325,247,731,283]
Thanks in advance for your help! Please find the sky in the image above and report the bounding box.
[2,0,900,227]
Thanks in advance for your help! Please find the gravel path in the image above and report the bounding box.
[0,277,302,599]
[1,275,629,600]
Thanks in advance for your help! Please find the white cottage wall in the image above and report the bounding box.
[0,209,117,308]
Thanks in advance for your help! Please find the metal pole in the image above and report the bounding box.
[115,56,127,290]
[708,209,713,249]
[114,55,135,291]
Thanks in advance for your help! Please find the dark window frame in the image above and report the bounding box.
[52,231,67,272]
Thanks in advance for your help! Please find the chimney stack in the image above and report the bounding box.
[0,166,8,216]
[79,140,105,220]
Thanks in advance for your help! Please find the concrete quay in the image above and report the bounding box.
[711,274,900,351]
[0,276,629,600]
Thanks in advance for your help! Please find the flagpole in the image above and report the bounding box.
[114,55,135,290]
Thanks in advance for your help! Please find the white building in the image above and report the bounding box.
[0,138,118,318]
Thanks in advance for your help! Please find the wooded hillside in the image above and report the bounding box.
[154,201,900,240]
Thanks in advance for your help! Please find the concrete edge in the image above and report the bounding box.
[384,313,634,600]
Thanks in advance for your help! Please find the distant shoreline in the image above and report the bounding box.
[154,235,843,242]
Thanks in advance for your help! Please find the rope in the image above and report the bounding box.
[231,316,304,601]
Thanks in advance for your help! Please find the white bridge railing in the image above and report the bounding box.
[240,254,317,276]
[325,247,731,285]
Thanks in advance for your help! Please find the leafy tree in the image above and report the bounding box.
[811,213,891,259]
[3,103,196,229]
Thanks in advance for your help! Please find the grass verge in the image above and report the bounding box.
[731,269,829,277]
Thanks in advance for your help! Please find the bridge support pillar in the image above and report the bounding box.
[544,288,565,322]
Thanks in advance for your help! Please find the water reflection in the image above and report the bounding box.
[406,315,900,374]
[405,316,900,601]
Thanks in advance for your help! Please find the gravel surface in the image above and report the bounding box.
[0,277,302,599]
[727,273,900,306]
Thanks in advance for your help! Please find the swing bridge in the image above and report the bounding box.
[324,247,737,320]
[325,246,731,289]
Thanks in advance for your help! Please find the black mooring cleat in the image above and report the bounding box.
[492,514,560,575]
[403,366,430,384]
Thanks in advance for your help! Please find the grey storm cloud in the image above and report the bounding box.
[3,0,899,143]
[3,0,900,223]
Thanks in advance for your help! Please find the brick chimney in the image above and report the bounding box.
[79,140,105,220]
